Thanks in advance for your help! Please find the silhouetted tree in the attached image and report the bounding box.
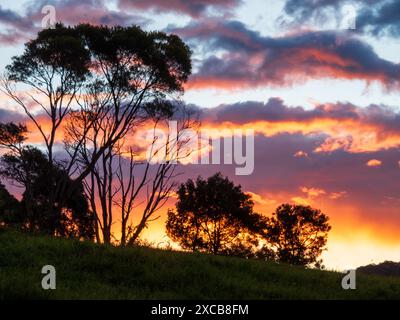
[0,122,28,227]
[1,23,192,223]
[63,24,192,183]
[166,173,267,256]
[84,106,198,245]
[0,23,90,223]
[265,204,331,267]
[1,24,90,166]
[1,146,94,239]
[0,182,20,228]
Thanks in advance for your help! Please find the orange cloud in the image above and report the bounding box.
[199,118,400,154]
[366,159,382,167]
[300,186,326,198]
[329,191,347,200]
[246,191,277,206]
[291,196,311,206]
[294,150,308,158]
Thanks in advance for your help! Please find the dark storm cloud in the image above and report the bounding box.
[0,5,34,31]
[172,20,400,89]
[118,0,242,18]
[204,98,400,132]
[25,0,149,27]
[0,108,26,123]
[281,0,400,37]
[0,0,149,44]
[357,0,400,37]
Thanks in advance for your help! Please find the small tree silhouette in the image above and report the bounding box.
[265,204,331,267]
[166,173,267,257]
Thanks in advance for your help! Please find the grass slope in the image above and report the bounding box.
[1,230,400,299]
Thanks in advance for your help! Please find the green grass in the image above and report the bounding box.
[1,229,400,299]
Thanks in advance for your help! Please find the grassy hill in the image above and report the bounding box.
[1,229,400,299]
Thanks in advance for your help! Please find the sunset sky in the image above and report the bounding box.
[1,0,400,270]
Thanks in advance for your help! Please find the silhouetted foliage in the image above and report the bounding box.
[3,24,91,166]
[0,23,335,269]
[6,23,90,84]
[0,183,20,228]
[0,147,94,239]
[1,23,192,242]
[0,122,27,152]
[65,23,192,182]
[357,261,400,277]
[166,173,267,257]
[265,204,331,267]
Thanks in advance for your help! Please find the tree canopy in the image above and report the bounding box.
[265,203,331,267]
[2,22,192,181]
[0,145,94,239]
[166,175,332,266]
[166,173,267,257]
[0,23,193,242]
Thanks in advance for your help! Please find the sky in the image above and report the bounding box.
[0,0,400,270]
